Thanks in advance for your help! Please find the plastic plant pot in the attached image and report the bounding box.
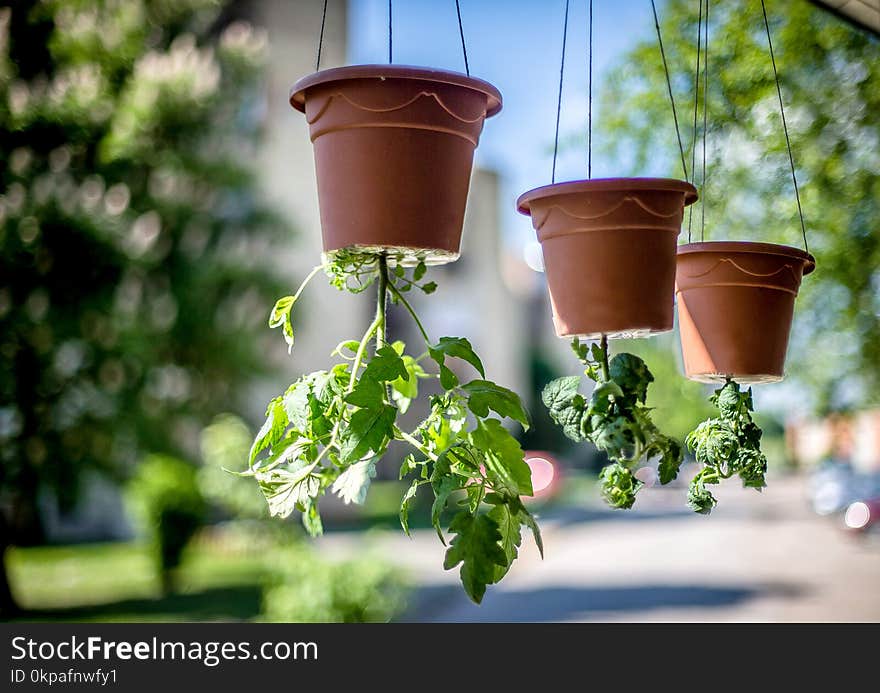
[290,64,502,265]
[517,177,697,338]
[675,240,816,383]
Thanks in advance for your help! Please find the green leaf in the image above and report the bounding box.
[520,504,544,559]
[443,510,508,604]
[362,345,409,383]
[399,479,422,536]
[429,337,485,390]
[609,353,654,404]
[301,498,323,537]
[249,398,288,466]
[657,438,684,485]
[431,474,461,543]
[331,458,377,505]
[413,261,427,281]
[338,404,396,463]
[345,377,385,410]
[488,503,522,583]
[282,380,311,432]
[268,296,296,352]
[462,379,530,430]
[470,419,533,497]
[255,463,319,518]
[421,281,437,294]
[390,355,425,414]
[541,376,585,442]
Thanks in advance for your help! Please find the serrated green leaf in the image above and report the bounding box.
[470,419,533,497]
[429,337,485,389]
[443,510,508,604]
[345,377,385,410]
[331,458,377,505]
[399,479,422,536]
[431,474,460,543]
[520,504,544,558]
[362,345,409,383]
[541,376,586,442]
[338,404,396,463]
[488,503,522,583]
[302,498,323,537]
[269,296,296,352]
[462,379,530,430]
[390,355,425,413]
[255,462,319,518]
[249,397,288,465]
[282,380,311,432]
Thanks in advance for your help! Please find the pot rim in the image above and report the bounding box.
[289,64,502,117]
[516,177,698,216]
[677,240,816,276]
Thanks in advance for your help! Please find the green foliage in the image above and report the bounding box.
[261,547,407,623]
[543,338,683,509]
[0,0,286,554]
[244,253,540,604]
[685,380,767,514]
[126,454,206,593]
[599,0,880,411]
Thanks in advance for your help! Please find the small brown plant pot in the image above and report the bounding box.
[290,64,502,265]
[517,178,697,339]
[676,241,816,384]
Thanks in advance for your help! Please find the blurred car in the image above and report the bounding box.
[808,460,880,516]
[843,497,880,535]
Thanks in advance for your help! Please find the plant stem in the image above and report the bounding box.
[394,426,439,462]
[600,333,610,382]
[293,264,324,302]
[348,314,381,392]
[376,254,389,349]
[387,281,431,345]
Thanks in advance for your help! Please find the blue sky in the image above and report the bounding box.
[348,0,659,252]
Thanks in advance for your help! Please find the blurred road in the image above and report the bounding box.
[315,474,880,622]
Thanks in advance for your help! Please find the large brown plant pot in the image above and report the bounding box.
[676,241,816,384]
[290,65,502,264]
[517,178,697,338]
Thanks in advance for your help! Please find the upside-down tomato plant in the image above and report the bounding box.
[241,251,541,603]
[542,338,683,509]
[685,380,767,514]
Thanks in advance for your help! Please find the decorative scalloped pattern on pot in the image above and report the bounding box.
[676,242,815,384]
[516,178,697,338]
[291,66,501,259]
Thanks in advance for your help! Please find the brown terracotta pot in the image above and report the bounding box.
[517,178,697,338]
[290,65,502,264]
[676,241,816,384]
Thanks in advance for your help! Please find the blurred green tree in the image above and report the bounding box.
[126,454,206,594]
[0,0,287,615]
[597,0,879,413]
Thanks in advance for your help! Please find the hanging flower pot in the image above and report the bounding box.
[290,65,502,264]
[517,178,697,338]
[676,241,815,383]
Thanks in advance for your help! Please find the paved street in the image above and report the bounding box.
[315,474,880,622]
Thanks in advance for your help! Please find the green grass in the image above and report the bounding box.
[5,539,269,622]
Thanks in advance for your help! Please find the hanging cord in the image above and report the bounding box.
[760,0,808,253]
[687,0,704,241]
[315,0,329,71]
[388,0,393,63]
[700,0,709,240]
[651,0,688,182]
[552,0,571,184]
[455,0,470,75]
[587,0,593,178]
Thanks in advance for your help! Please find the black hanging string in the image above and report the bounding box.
[700,0,709,241]
[587,0,593,178]
[687,0,704,241]
[552,0,571,184]
[760,0,809,253]
[315,0,328,71]
[651,0,689,182]
[388,0,393,63]
[455,0,470,75]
